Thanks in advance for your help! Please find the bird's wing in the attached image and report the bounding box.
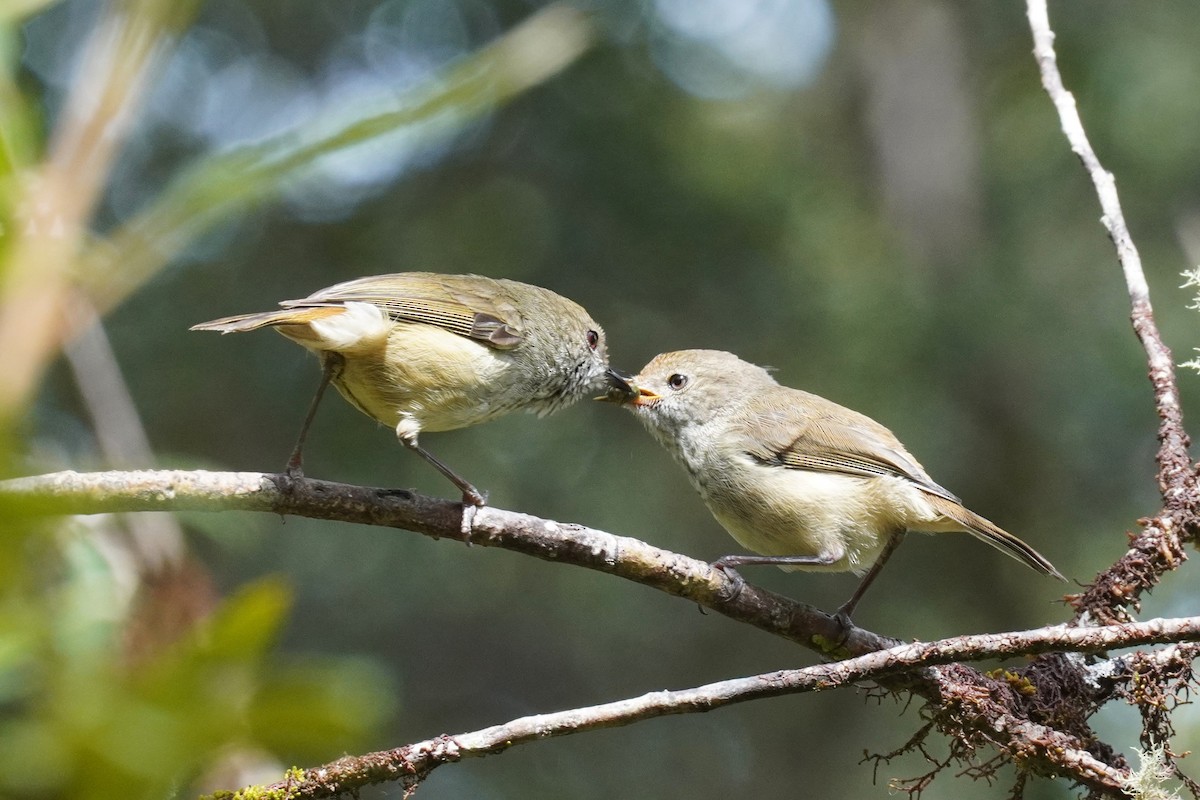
[742,393,963,504]
[282,272,524,349]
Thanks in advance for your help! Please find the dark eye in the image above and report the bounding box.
[586,330,599,350]
[667,373,688,390]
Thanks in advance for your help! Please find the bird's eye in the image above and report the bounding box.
[586,330,600,350]
[667,373,688,390]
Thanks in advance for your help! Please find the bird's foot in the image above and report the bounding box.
[274,463,305,494]
[831,604,856,648]
[460,491,487,543]
[711,559,748,603]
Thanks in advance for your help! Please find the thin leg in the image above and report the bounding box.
[714,553,841,569]
[399,436,487,507]
[285,353,343,476]
[711,552,841,604]
[835,530,905,626]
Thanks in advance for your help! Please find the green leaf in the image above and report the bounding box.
[249,656,396,759]
[201,578,293,661]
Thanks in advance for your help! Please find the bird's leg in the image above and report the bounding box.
[713,552,842,569]
[396,430,487,508]
[710,551,842,604]
[834,530,905,629]
[397,434,486,541]
[285,352,344,479]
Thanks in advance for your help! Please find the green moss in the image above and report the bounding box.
[986,668,1037,696]
[202,767,307,800]
[809,634,852,659]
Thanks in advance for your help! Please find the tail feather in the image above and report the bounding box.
[927,495,1065,581]
[190,306,345,334]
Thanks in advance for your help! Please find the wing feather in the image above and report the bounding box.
[281,272,524,349]
[742,392,962,504]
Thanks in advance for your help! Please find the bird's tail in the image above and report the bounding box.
[927,495,1065,581]
[190,306,345,335]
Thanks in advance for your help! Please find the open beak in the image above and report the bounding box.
[596,368,638,403]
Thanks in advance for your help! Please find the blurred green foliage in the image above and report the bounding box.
[4,0,1200,798]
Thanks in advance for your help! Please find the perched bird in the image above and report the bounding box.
[604,349,1063,620]
[193,272,630,504]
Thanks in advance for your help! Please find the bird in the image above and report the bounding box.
[192,272,631,505]
[604,349,1064,621]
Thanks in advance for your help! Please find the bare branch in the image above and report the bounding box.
[1026,0,1197,626]
[64,301,188,572]
[0,468,870,653]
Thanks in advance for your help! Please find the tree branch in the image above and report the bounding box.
[1,468,872,652]
[218,618,1200,798]
[0,467,1186,794]
[1027,0,1198,627]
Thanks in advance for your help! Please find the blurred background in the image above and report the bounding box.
[4,0,1200,797]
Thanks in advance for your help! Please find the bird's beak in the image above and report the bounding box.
[595,382,661,407]
[596,368,638,403]
[628,387,661,406]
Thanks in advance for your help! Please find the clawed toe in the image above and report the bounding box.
[711,560,747,602]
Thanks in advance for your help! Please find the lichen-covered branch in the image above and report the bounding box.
[221,618,1200,799]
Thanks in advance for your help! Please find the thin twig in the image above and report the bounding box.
[64,300,187,571]
[1026,0,1197,626]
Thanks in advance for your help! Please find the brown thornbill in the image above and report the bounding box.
[193,272,631,505]
[603,349,1063,623]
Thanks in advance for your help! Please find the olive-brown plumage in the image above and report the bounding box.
[608,349,1063,620]
[193,272,629,503]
